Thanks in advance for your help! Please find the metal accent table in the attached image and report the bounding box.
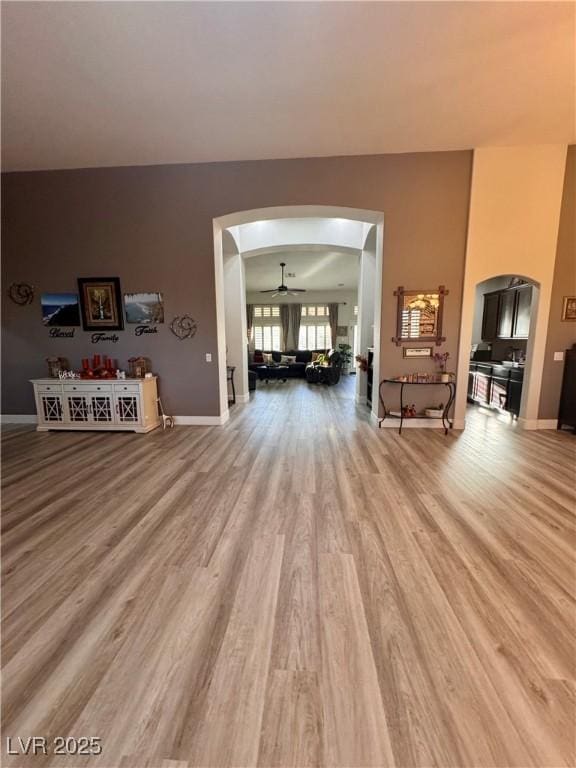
[379,378,456,435]
[227,366,236,404]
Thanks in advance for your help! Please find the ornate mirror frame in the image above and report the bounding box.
[391,285,448,346]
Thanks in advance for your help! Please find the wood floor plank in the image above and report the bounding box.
[318,552,395,767]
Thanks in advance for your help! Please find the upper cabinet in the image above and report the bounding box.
[512,284,532,338]
[497,290,516,339]
[481,292,500,341]
[481,284,533,341]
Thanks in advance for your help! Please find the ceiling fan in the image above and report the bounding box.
[260,262,306,297]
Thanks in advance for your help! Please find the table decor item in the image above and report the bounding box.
[128,356,152,378]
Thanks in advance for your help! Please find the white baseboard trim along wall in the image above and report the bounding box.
[1,413,557,430]
[173,412,230,426]
[1,413,231,427]
[517,417,559,430]
[1,414,38,424]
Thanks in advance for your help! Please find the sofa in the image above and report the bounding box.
[249,349,329,379]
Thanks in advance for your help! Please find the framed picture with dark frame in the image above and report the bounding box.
[561,296,576,322]
[78,277,124,331]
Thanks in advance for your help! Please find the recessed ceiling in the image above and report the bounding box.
[244,249,359,293]
[2,2,574,172]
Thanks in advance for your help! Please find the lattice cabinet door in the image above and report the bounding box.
[38,394,65,424]
[66,395,91,423]
[114,394,141,424]
[89,394,115,423]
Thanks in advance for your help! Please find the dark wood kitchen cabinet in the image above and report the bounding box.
[497,290,516,339]
[558,344,576,431]
[512,284,532,338]
[468,362,524,416]
[481,292,500,342]
[481,284,533,341]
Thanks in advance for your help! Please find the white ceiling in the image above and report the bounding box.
[2,2,574,172]
[244,248,360,292]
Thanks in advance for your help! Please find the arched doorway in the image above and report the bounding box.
[455,272,546,428]
[213,206,384,422]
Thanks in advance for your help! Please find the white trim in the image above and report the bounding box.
[173,412,230,426]
[517,417,558,431]
[1,414,37,424]
[452,418,466,430]
[235,393,250,404]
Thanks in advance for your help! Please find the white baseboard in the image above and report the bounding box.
[518,417,558,430]
[378,417,451,429]
[235,393,250,404]
[174,411,230,426]
[1,414,37,424]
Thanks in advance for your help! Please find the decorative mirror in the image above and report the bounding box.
[392,285,448,346]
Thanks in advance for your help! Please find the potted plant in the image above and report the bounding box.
[433,351,451,382]
[338,343,353,374]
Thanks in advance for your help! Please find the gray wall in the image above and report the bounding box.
[2,151,473,415]
[539,145,576,420]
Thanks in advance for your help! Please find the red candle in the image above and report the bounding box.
[82,358,90,370]
[93,354,101,367]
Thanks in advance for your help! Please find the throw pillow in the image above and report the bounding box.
[311,352,319,362]
[253,351,264,363]
[262,352,273,365]
[281,355,296,364]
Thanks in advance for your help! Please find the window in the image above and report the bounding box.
[301,305,328,317]
[254,305,280,318]
[253,325,281,351]
[299,324,331,351]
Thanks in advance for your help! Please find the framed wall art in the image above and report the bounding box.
[124,292,164,324]
[41,293,80,326]
[78,277,124,331]
[561,296,576,322]
[402,346,433,358]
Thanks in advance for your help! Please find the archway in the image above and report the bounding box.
[213,206,384,422]
[455,272,546,428]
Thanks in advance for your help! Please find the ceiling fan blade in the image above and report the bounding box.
[259,289,277,293]
[289,289,307,293]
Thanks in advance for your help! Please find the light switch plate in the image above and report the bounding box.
[205,353,212,362]
[554,351,564,361]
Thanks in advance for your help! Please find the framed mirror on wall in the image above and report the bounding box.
[392,285,448,346]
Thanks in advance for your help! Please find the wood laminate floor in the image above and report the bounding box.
[2,377,575,768]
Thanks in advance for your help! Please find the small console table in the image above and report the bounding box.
[30,377,161,433]
[379,378,456,435]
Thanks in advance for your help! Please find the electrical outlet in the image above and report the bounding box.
[205,353,212,362]
[554,351,564,361]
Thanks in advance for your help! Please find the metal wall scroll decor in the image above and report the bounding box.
[392,285,448,346]
[8,282,34,305]
[170,315,198,340]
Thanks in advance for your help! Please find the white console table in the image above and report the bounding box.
[30,377,161,433]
